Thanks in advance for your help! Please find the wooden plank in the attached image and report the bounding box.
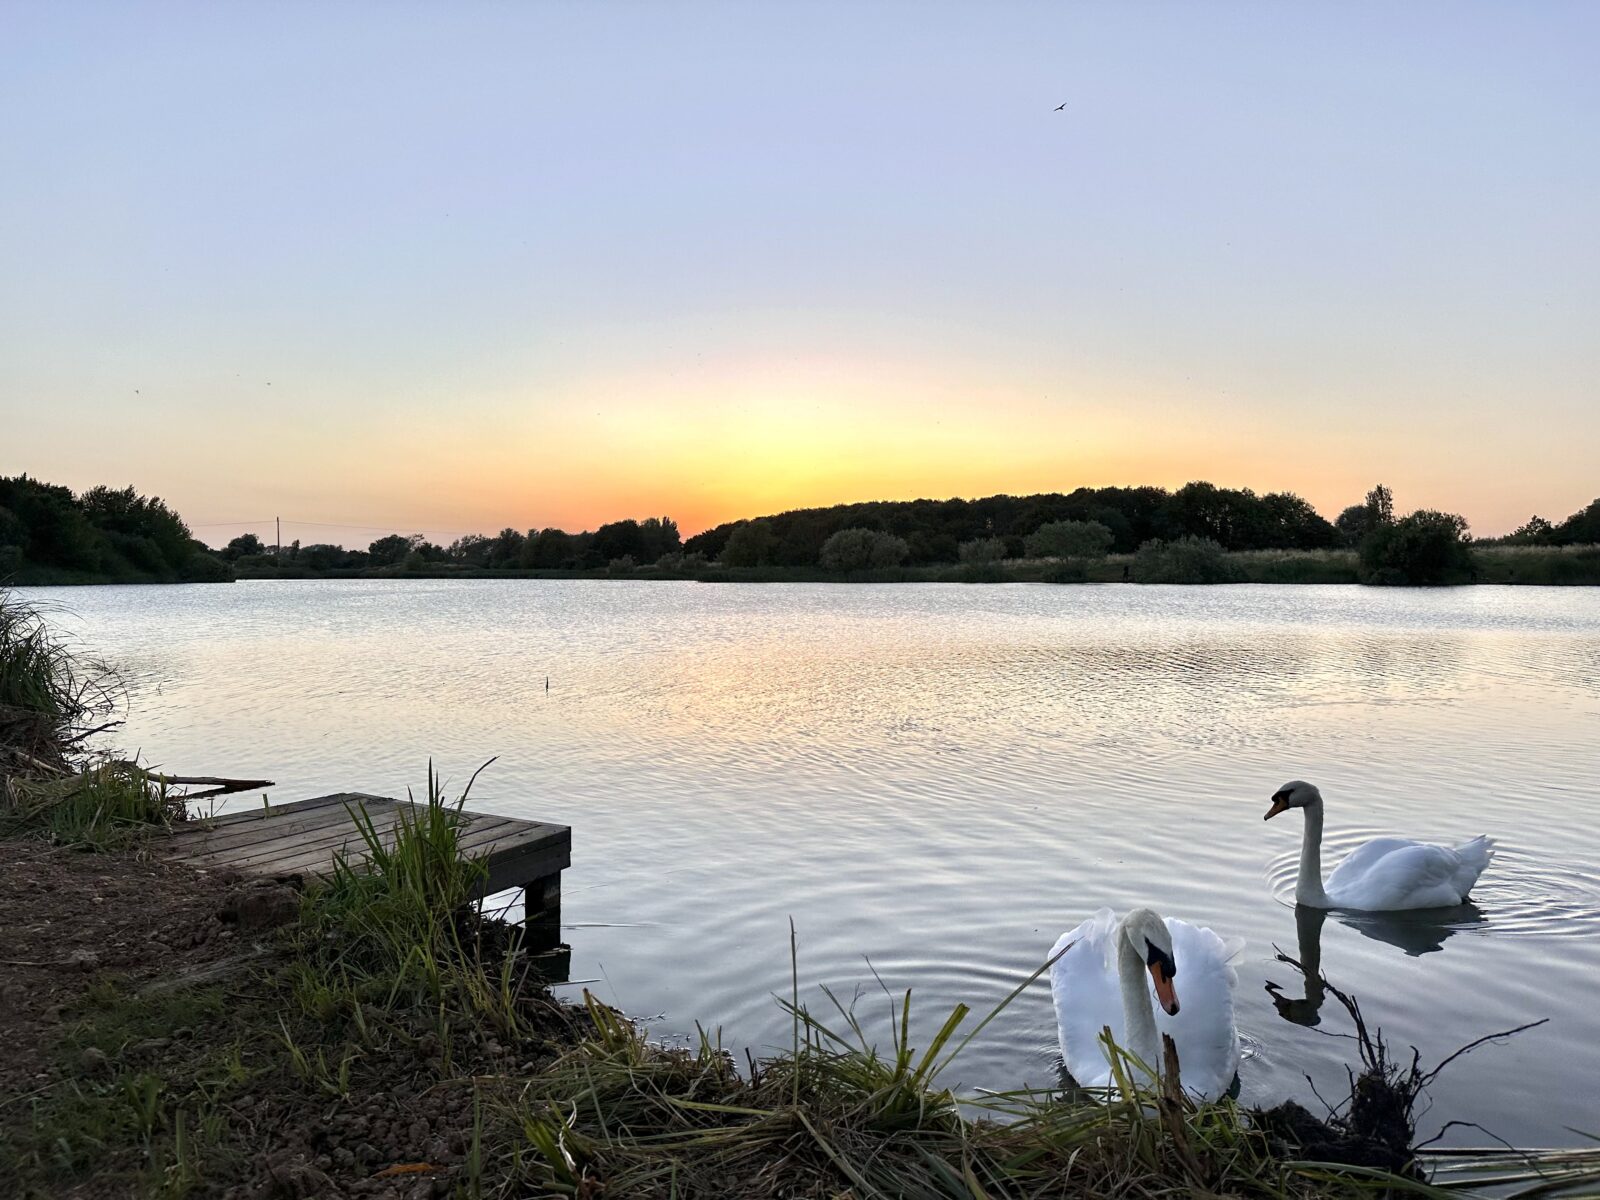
[237,821,563,886]
[482,843,571,896]
[168,809,399,863]
[202,817,529,879]
[454,819,566,857]
[177,811,533,874]
[235,817,528,875]
[177,793,358,832]
[167,802,372,854]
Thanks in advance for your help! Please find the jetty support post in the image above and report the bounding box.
[523,872,562,954]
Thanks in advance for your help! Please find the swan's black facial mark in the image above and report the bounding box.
[1264,788,1293,821]
[1146,939,1180,1015]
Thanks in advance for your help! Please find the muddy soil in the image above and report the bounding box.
[0,838,577,1199]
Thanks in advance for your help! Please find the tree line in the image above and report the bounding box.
[0,475,232,583]
[220,517,683,573]
[687,483,1345,567]
[8,470,1597,586]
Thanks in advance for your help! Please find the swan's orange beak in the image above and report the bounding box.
[1264,796,1290,820]
[1149,962,1180,1016]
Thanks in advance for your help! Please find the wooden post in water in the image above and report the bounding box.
[523,873,562,953]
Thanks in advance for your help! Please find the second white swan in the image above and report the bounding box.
[1265,780,1494,911]
[1049,907,1242,1102]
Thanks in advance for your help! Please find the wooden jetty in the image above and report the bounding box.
[159,793,571,950]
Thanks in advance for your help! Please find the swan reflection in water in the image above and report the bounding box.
[1265,902,1486,1027]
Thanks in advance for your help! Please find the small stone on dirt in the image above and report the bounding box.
[218,883,301,932]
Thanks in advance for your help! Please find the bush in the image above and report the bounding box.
[179,551,235,582]
[221,532,265,560]
[720,519,778,567]
[1358,510,1473,586]
[958,537,1006,565]
[1131,537,1243,584]
[607,555,636,576]
[1026,520,1113,560]
[1040,560,1089,583]
[654,551,708,574]
[819,528,910,572]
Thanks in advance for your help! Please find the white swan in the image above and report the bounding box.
[1265,780,1495,911]
[1049,907,1242,1102]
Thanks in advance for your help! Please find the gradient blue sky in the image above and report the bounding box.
[3,1,1596,544]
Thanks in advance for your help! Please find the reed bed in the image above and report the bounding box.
[0,589,119,776]
[2,757,185,846]
[495,984,1407,1200]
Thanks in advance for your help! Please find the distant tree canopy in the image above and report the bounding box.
[0,475,231,582]
[818,528,910,572]
[593,517,680,565]
[1025,519,1114,560]
[1499,497,1600,547]
[1131,537,1243,584]
[719,519,779,568]
[1358,509,1473,586]
[220,533,265,560]
[684,482,1339,567]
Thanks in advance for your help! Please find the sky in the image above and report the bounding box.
[2,1,1597,546]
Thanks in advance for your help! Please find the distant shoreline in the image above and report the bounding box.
[14,543,1600,587]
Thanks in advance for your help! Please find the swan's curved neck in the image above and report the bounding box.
[1296,800,1331,906]
[1116,933,1160,1075]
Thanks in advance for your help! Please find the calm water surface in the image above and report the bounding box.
[26,581,1600,1146]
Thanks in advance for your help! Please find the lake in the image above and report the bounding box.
[23,579,1600,1147]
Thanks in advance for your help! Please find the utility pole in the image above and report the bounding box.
[276,516,281,564]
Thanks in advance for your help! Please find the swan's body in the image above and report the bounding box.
[1266,781,1494,911]
[1049,907,1242,1102]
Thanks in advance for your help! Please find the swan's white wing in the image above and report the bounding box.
[1326,839,1468,909]
[1152,919,1241,1102]
[1449,835,1496,898]
[1048,908,1122,1090]
[1325,837,1418,886]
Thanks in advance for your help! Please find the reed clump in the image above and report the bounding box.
[497,985,1384,1200]
[0,589,119,779]
[0,588,180,845]
[288,762,569,1044]
[3,758,184,846]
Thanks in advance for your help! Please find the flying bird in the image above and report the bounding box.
[1053,101,1067,111]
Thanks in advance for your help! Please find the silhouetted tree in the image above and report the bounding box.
[1131,537,1242,584]
[1359,510,1472,586]
[720,519,778,567]
[1506,515,1555,545]
[1335,505,1373,547]
[487,527,525,567]
[1552,498,1600,545]
[818,528,909,571]
[368,534,414,566]
[959,537,1006,565]
[222,533,265,561]
[448,534,492,566]
[1025,519,1113,559]
[523,528,575,568]
[1364,485,1395,527]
